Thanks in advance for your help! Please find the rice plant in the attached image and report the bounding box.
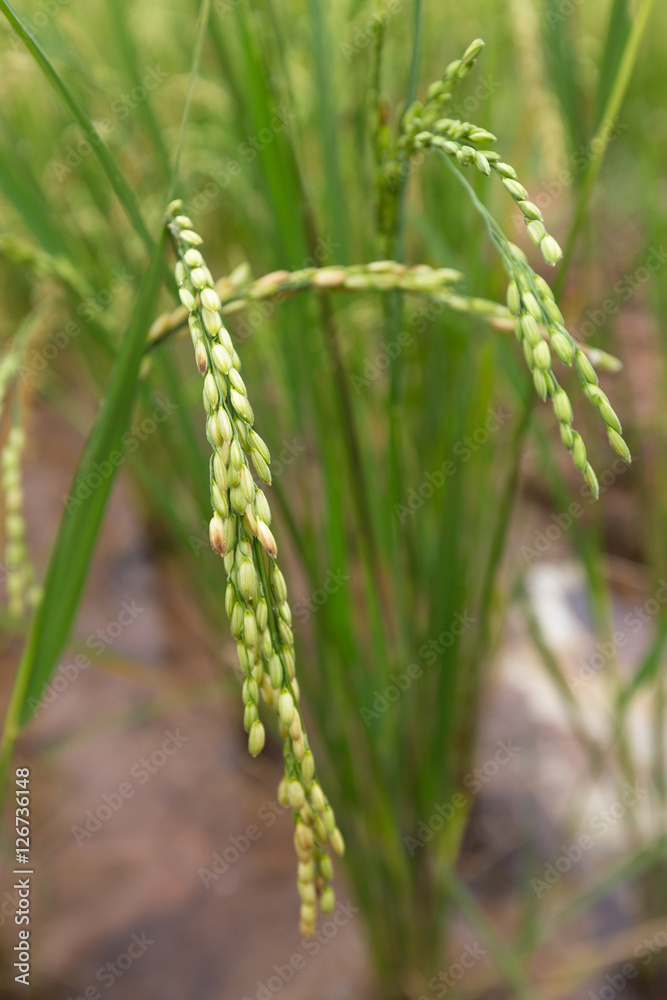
[0,0,663,996]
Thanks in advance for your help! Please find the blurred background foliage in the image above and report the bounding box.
[0,0,666,997]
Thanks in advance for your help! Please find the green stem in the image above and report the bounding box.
[554,0,656,295]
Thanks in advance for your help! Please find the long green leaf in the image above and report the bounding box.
[0,0,152,250]
[617,617,667,712]
[594,0,632,130]
[0,231,166,787]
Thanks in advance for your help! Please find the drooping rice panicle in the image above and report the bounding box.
[166,201,343,936]
[148,263,623,381]
[379,40,631,495]
[1,420,37,618]
[0,318,41,618]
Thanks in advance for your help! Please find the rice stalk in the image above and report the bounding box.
[147,261,622,379]
[380,38,632,495]
[167,201,343,937]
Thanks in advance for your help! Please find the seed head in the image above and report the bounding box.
[571,434,587,471]
[575,350,599,386]
[533,340,551,370]
[230,389,254,424]
[250,430,271,463]
[203,373,219,411]
[183,248,203,267]
[257,520,278,558]
[320,887,336,914]
[179,287,196,310]
[540,235,563,266]
[202,308,222,335]
[310,782,327,813]
[244,609,259,648]
[518,200,543,221]
[550,331,575,365]
[239,466,256,506]
[248,720,266,757]
[179,229,203,246]
[251,451,272,485]
[330,828,345,857]
[228,368,247,395]
[211,343,233,374]
[319,854,334,881]
[533,368,548,401]
[584,462,599,498]
[503,178,528,201]
[211,483,228,518]
[286,781,305,812]
[255,489,272,525]
[209,514,227,555]
[522,292,542,321]
[213,452,228,492]
[521,315,541,346]
[238,558,257,601]
[279,689,295,726]
[608,428,631,462]
[527,220,547,246]
[507,282,521,316]
[242,676,259,705]
[553,389,573,425]
[301,751,315,785]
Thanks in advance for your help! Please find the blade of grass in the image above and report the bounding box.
[0,0,152,251]
[106,0,172,181]
[617,617,667,713]
[306,0,349,261]
[540,0,587,153]
[0,229,166,790]
[594,0,632,131]
[554,0,657,294]
[441,867,543,1000]
[544,834,667,938]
